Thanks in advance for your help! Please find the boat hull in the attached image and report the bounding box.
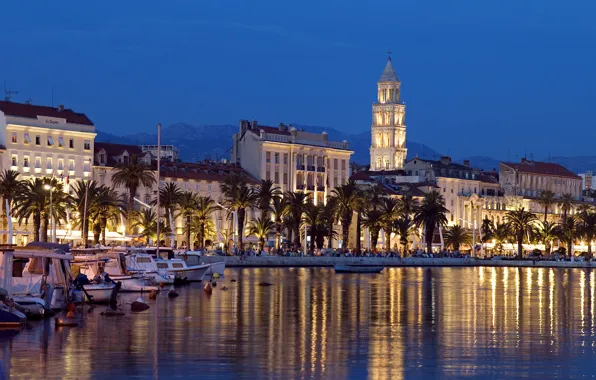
[83,284,115,303]
[206,262,226,277]
[111,276,159,292]
[334,265,384,274]
[14,296,47,319]
[0,304,27,329]
[168,265,209,282]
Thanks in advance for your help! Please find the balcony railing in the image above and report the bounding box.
[297,184,305,190]
[307,166,316,171]
[306,185,315,191]
[296,164,305,170]
[317,167,325,172]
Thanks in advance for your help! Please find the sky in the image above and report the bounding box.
[1,0,596,159]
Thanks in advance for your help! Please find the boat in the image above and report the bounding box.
[176,251,226,277]
[0,302,26,329]
[71,250,159,293]
[120,250,175,284]
[155,259,210,282]
[81,283,115,303]
[334,265,384,274]
[13,296,46,319]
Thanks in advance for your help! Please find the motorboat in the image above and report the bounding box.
[155,259,210,282]
[13,296,46,319]
[71,250,159,293]
[0,302,26,329]
[334,265,384,274]
[176,251,226,277]
[123,251,175,284]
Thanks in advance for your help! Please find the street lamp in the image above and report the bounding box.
[44,184,55,243]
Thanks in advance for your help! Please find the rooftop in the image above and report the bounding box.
[94,142,145,166]
[501,159,580,179]
[379,58,399,82]
[161,162,257,183]
[0,100,94,126]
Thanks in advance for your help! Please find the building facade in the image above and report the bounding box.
[369,56,407,171]
[140,144,179,162]
[232,120,353,205]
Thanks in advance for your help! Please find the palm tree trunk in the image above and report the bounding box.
[355,211,362,254]
[517,234,523,259]
[199,222,205,249]
[371,229,379,250]
[83,217,89,248]
[128,190,135,235]
[426,225,434,254]
[274,227,280,253]
[33,212,41,242]
[588,239,592,261]
[327,225,334,249]
[310,227,315,255]
[568,241,573,259]
[544,207,548,222]
[238,208,245,249]
[186,214,191,249]
[342,216,350,249]
[385,229,391,253]
[41,215,48,243]
[293,226,300,249]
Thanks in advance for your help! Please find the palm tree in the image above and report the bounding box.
[558,193,574,221]
[363,208,383,250]
[558,216,579,259]
[40,177,70,243]
[481,218,493,243]
[71,180,102,247]
[270,197,288,252]
[158,182,182,245]
[413,190,449,254]
[578,210,596,260]
[399,194,419,218]
[131,208,170,245]
[177,191,198,249]
[284,191,309,248]
[394,216,415,253]
[302,201,326,254]
[254,179,281,218]
[194,196,219,249]
[331,180,359,249]
[491,223,511,255]
[112,158,156,234]
[380,198,400,253]
[505,208,537,258]
[444,225,472,251]
[536,190,556,222]
[533,220,560,256]
[221,174,255,249]
[322,198,338,249]
[13,178,46,242]
[0,170,22,244]
[247,217,275,251]
[91,186,122,245]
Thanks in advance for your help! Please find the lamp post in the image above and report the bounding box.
[44,184,55,243]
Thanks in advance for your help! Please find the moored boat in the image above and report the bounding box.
[81,283,115,303]
[156,259,210,282]
[334,265,384,274]
[176,252,226,277]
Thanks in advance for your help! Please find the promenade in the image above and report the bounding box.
[201,255,596,269]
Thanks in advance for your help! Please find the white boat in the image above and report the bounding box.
[155,259,210,282]
[71,250,159,293]
[124,252,175,284]
[81,283,115,303]
[176,252,226,277]
[13,296,46,319]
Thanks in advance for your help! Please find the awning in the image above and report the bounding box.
[55,229,131,242]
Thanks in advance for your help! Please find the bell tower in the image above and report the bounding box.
[369,53,407,171]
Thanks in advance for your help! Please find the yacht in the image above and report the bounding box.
[176,251,226,277]
[71,249,159,293]
[155,258,210,282]
[118,249,175,284]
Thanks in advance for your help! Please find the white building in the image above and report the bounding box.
[579,171,595,192]
[232,121,353,204]
[141,144,179,162]
[369,56,407,171]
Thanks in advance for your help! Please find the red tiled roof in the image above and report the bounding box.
[161,162,258,184]
[0,101,93,126]
[476,174,499,184]
[249,125,291,136]
[501,161,580,179]
[350,171,373,181]
[95,142,142,156]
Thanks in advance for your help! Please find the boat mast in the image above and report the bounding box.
[156,123,161,258]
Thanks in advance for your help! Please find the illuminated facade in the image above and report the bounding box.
[369,56,407,171]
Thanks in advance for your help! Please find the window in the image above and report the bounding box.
[99,153,106,165]
[11,132,17,143]
[84,140,91,150]
[266,171,271,180]
[334,159,338,170]
[144,193,151,204]
[341,160,346,170]
[58,159,64,170]
[266,151,271,163]
[35,157,41,168]
[69,139,74,149]
[58,137,65,147]
[11,155,17,167]
[196,183,200,191]
[84,159,91,172]
[35,135,40,145]
[274,153,279,164]
[47,136,54,146]
[47,158,53,170]
[450,200,454,206]
[68,159,75,171]
[23,156,29,168]
[208,184,212,192]
[451,189,453,194]
[284,153,288,165]
[274,171,279,183]
[443,187,446,193]
[24,133,31,144]
[283,173,288,184]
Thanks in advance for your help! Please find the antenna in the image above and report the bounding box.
[3,81,18,101]
[25,97,33,105]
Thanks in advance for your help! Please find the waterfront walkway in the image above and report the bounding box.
[201,255,596,269]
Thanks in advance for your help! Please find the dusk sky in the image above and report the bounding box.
[1,0,595,159]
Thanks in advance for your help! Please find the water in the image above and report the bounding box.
[2,267,596,379]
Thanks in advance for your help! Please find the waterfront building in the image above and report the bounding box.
[232,120,353,205]
[369,56,407,171]
[141,144,179,162]
[0,101,97,244]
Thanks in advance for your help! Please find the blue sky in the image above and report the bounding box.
[1,0,596,159]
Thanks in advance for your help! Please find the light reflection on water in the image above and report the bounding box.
[2,267,596,379]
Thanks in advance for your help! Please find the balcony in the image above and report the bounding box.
[317,167,325,172]
[307,166,316,171]
[296,164,305,170]
[297,184,305,190]
[307,185,315,191]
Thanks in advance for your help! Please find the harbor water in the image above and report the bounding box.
[2,267,596,379]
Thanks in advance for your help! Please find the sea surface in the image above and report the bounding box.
[2,267,596,379]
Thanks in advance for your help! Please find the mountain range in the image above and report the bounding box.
[96,123,590,174]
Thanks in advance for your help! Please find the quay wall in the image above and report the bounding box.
[201,256,596,269]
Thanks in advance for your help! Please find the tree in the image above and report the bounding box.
[158,182,182,245]
[331,180,359,249]
[254,179,280,218]
[322,198,338,249]
[578,210,596,260]
[399,194,419,218]
[413,190,449,254]
[380,198,400,253]
[270,197,288,252]
[533,220,560,256]
[90,186,122,245]
[443,225,472,251]
[363,208,383,250]
[177,191,198,249]
[302,201,326,254]
[558,193,574,222]
[505,208,537,258]
[491,223,511,255]
[71,180,102,247]
[111,158,156,234]
[40,177,71,243]
[247,217,275,251]
[194,196,219,249]
[221,174,255,249]
[558,216,579,259]
[481,218,493,243]
[131,208,170,245]
[284,191,309,248]
[0,169,22,214]
[13,178,47,242]
[394,216,415,253]
[536,190,556,222]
